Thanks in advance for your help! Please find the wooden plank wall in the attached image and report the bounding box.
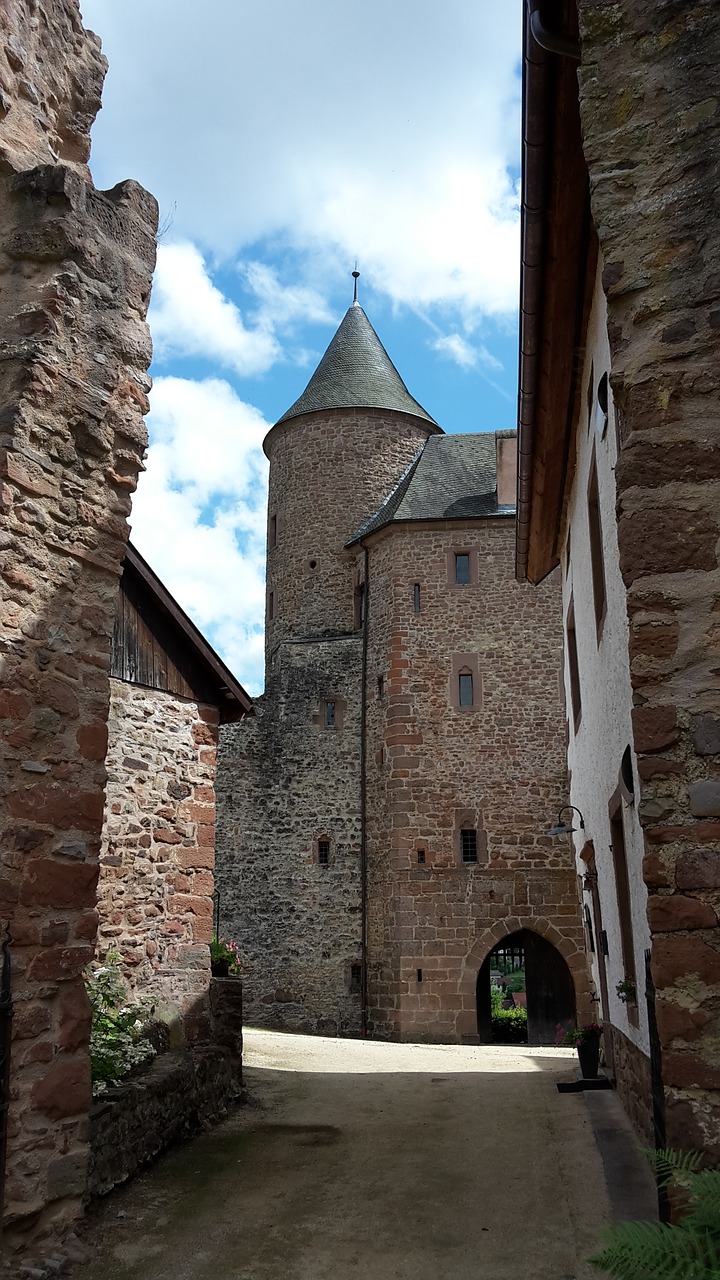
[110,565,217,705]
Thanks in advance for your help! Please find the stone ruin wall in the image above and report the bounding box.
[364,519,590,1040]
[97,682,219,1044]
[577,0,720,1158]
[0,0,157,1238]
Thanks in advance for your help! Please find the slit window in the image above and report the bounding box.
[588,458,607,639]
[417,849,426,864]
[318,840,330,865]
[455,553,470,585]
[417,968,423,983]
[269,514,277,549]
[566,599,582,730]
[610,803,638,1023]
[460,829,478,863]
[325,701,336,728]
[458,671,474,707]
[268,591,275,621]
[413,583,421,613]
[350,964,361,992]
[377,675,384,699]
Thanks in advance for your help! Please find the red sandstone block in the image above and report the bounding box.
[13,1003,52,1040]
[632,706,679,754]
[179,802,215,824]
[171,894,212,918]
[647,822,720,845]
[153,828,182,844]
[0,689,31,720]
[197,824,215,848]
[21,859,99,909]
[22,1039,54,1065]
[676,849,720,890]
[76,721,108,761]
[27,945,94,982]
[40,920,69,946]
[663,1050,720,1091]
[73,909,99,942]
[653,936,720,989]
[647,894,717,932]
[193,784,215,804]
[197,705,219,726]
[177,846,214,870]
[643,852,672,889]
[192,722,217,746]
[7,784,105,831]
[655,1000,709,1045]
[31,1054,91,1120]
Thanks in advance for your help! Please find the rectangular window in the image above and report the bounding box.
[354,582,365,630]
[325,701,336,728]
[417,849,426,864]
[416,968,423,983]
[268,514,277,549]
[350,964,361,992]
[318,839,330,865]
[268,590,275,621]
[377,675,384,699]
[566,599,582,730]
[413,583,421,612]
[458,672,474,707]
[460,829,478,863]
[610,803,638,1026]
[455,553,470,585]
[588,458,607,639]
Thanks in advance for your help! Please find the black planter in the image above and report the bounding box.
[577,1035,600,1079]
[211,959,230,977]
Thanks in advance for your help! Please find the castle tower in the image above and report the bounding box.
[217,297,440,1035]
[216,295,590,1042]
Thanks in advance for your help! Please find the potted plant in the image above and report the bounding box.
[557,1022,603,1078]
[209,934,242,978]
[616,976,636,1005]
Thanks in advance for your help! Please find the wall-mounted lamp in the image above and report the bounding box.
[548,805,586,837]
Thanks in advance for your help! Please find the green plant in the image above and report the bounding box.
[490,986,528,1042]
[210,934,243,974]
[556,1021,602,1048]
[85,951,156,1095]
[590,1149,720,1278]
[616,976,637,1005]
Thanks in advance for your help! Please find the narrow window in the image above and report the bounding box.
[417,849,426,864]
[350,964,361,992]
[610,803,638,1024]
[566,600,582,730]
[417,968,423,983]
[325,701,336,728]
[268,590,275,621]
[458,671,474,707]
[413,583,421,613]
[460,829,478,863]
[318,839,330,865]
[377,674,384,699]
[588,457,607,638]
[268,514,277,549]
[455,553,470,585]
[594,372,609,437]
[354,582,365,630]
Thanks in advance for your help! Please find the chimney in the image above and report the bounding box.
[495,431,517,508]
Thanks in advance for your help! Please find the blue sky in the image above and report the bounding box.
[80,0,523,694]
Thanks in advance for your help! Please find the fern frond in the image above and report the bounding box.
[649,1148,704,1188]
[590,1219,720,1279]
[685,1171,720,1240]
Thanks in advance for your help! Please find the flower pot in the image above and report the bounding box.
[577,1035,600,1079]
[211,959,230,977]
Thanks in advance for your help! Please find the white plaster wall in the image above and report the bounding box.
[561,259,651,1055]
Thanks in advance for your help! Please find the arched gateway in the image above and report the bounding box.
[476,929,577,1046]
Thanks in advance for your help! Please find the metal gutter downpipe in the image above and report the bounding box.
[359,544,370,1037]
[530,4,580,61]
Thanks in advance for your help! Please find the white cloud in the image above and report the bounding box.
[432,334,503,372]
[150,243,279,375]
[128,376,269,694]
[83,0,522,320]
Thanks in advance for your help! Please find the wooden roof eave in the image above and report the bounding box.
[123,543,253,722]
[517,0,594,586]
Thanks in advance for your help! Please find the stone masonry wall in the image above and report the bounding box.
[217,639,364,1035]
[0,0,157,1240]
[364,518,591,1041]
[97,682,219,1043]
[577,0,720,1159]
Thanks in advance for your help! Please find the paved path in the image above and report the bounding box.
[74,1030,652,1280]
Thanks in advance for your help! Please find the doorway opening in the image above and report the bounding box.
[476,930,576,1046]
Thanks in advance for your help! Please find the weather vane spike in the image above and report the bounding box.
[352,262,360,303]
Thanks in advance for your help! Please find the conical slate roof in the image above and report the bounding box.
[275,302,438,427]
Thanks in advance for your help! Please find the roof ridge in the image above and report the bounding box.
[345,447,426,546]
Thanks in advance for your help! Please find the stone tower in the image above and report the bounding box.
[217,297,590,1040]
[217,300,441,1034]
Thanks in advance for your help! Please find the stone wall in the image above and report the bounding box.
[0,0,157,1240]
[218,640,364,1035]
[577,0,720,1160]
[608,1023,653,1146]
[364,518,590,1040]
[97,682,219,1042]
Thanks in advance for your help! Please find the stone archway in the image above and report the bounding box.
[462,915,592,1042]
[477,930,576,1045]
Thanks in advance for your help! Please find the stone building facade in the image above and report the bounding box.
[217,302,591,1042]
[518,0,720,1156]
[0,0,157,1242]
[97,544,252,1043]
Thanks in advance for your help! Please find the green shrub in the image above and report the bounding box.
[490,985,528,1042]
[590,1149,720,1278]
[85,951,157,1095]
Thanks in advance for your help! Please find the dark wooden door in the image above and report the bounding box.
[524,930,576,1045]
[476,953,493,1043]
